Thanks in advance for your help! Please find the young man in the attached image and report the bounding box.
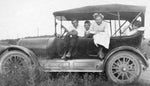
[84,20,92,38]
[61,19,84,59]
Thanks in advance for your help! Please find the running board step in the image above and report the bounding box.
[39,59,103,72]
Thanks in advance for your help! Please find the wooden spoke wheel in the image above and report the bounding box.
[106,51,141,84]
[0,51,34,85]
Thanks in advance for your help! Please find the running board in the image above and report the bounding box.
[43,69,103,72]
[39,59,103,72]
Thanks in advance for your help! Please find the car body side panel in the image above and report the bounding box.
[109,31,144,49]
[17,37,57,59]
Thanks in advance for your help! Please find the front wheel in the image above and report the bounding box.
[0,51,34,86]
[106,51,141,84]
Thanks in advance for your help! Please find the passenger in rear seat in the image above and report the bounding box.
[122,20,144,36]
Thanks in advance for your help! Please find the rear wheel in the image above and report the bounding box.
[0,51,35,86]
[106,51,141,84]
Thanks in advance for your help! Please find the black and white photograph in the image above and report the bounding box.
[0,0,150,86]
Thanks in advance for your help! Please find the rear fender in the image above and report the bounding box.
[103,46,149,70]
[0,45,39,67]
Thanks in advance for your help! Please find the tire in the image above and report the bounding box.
[106,51,141,84]
[0,51,35,86]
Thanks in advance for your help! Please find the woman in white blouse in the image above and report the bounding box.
[89,13,110,59]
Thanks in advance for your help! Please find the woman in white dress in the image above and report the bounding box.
[89,13,110,59]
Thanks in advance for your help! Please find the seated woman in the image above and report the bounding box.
[89,13,110,59]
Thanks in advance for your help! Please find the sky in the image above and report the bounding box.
[0,0,150,39]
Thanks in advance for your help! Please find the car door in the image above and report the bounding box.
[87,38,99,56]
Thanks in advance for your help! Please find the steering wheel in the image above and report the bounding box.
[58,25,78,38]
[58,25,69,38]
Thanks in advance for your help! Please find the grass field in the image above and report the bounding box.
[0,72,150,86]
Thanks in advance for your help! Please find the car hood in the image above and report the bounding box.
[17,37,50,48]
[17,36,57,58]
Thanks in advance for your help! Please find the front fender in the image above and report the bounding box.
[0,45,38,66]
[103,46,149,70]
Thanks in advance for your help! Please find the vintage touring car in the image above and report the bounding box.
[0,4,148,84]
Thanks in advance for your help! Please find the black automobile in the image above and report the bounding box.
[0,4,148,84]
